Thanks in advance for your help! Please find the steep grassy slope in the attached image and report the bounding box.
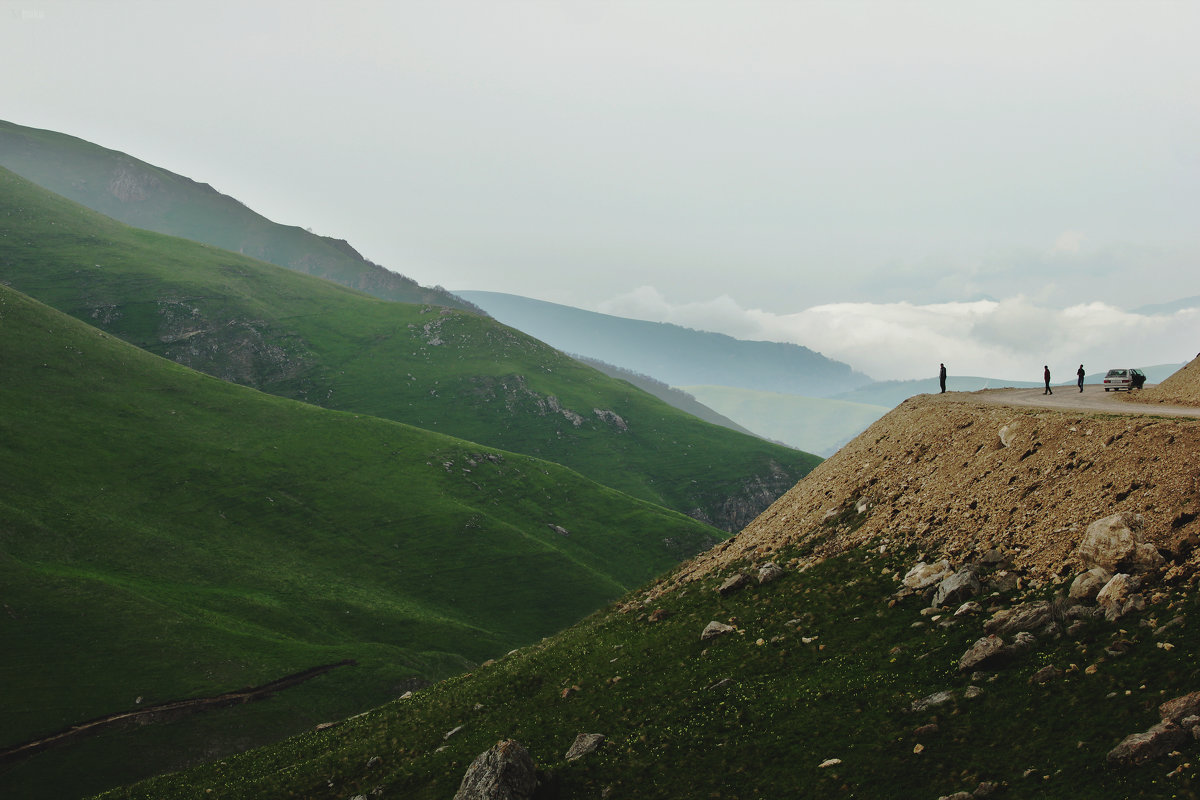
[0,283,722,798]
[0,166,819,531]
[0,119,474,310]
[457,290,872,398]
[98,396,1200,800]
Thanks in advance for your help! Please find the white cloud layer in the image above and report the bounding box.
[598,288,1200,382]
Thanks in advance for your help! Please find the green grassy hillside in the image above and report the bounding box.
[0,283,721,798]
[0,166,820,531]
[0,119,475,311]
[98,537,1200,800]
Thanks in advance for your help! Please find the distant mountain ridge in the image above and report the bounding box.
[457,290,873,398]
[0,119,477,311]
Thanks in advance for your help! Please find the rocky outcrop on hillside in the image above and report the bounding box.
[1125,355,1200,408]
[667,394,1200,590]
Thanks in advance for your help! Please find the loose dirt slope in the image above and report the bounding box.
[670,392,1200,588]
[1126,354,1200,407]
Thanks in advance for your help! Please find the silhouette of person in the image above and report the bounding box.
[1077,364,1085,393]
[1043,365,1053,395]
[939,363,947,393]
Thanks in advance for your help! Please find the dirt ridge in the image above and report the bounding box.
[0,659,356,765]
[665,390,1200,593]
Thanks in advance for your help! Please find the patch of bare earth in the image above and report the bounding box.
[659,394,1200,597]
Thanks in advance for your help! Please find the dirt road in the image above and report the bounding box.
[945,385,1200,418]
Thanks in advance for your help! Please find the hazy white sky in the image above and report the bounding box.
[2,0,1198,380]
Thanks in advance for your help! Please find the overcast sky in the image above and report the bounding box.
[3,0,1198,380]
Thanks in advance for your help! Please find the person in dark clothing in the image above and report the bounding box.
[939,363,947,393]
[1077,364,1085,393]
[1043,365,1053,395]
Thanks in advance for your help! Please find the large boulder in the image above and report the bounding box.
[454,740,537,800]
[1077,512,1147,572]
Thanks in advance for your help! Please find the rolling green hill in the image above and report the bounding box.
[0,282,721,798]
[0,166,819,532]
[0,119,476,311]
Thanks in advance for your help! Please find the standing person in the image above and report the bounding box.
[939,363,947,394]
[1043,365,1053,395]
[1077,364,1085,393]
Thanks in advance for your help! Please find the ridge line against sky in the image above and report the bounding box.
[2,0,1197,381]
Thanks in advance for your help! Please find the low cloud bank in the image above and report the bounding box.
[597,287,1200,382]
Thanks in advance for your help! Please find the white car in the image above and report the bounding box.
[1102,368,1146,391]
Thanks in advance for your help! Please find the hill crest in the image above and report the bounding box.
[667,392,1200,593]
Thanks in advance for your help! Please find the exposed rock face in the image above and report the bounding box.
[453,739,537,800]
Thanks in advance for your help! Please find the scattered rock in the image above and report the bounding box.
[911,690,955,712]
[998,422,1018,448]
[1068,567,1112,602]
[984,601,1053,637]
[1106,722,1189,766]
[954,601,982,617]
[757,562,785,585]
[453,739,537,800]
[1030,664,1063,684]
[717,573,750,596]
[1096,574,1145,621]
[933,568,982,608]
[818,757,842,768]
[959,635,1007,672]
[904,560,953,590]
[1160,691,1200,725]
[701,621,736,640]
[564,733,605,761]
